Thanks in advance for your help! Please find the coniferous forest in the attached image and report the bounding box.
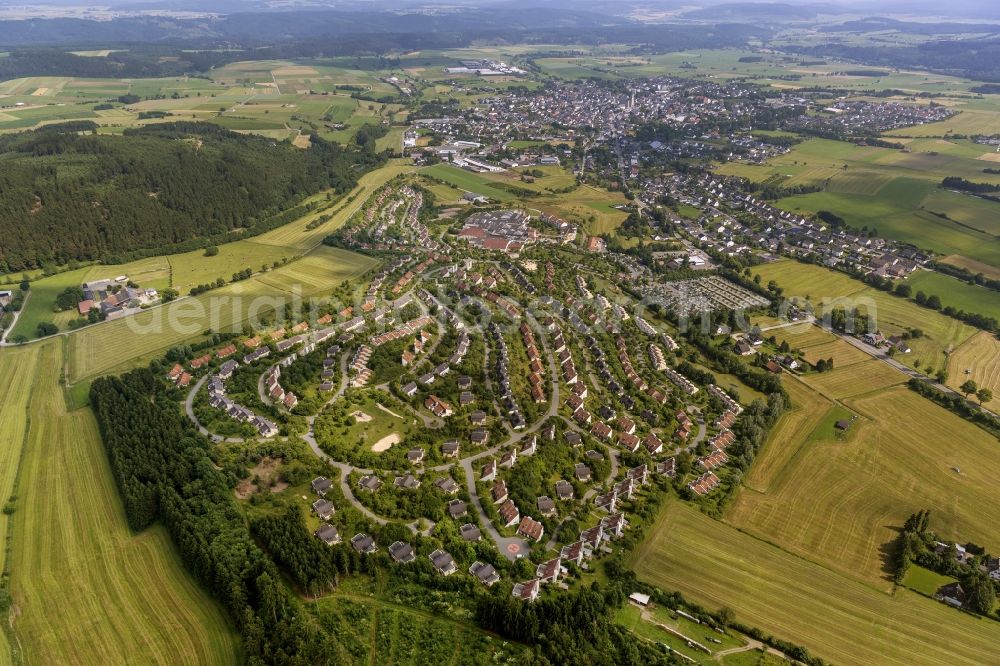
[0,121,384,272]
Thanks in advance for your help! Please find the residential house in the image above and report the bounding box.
[470,561,500,586]
[315,524,341,546]
[517,516,545,542]
[351,533,378,554]
[312,498,335,520]
[429,549,457,575]
[389,541,416,564]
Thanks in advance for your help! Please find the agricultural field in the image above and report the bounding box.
[753,260,976,372]
[0,344,42,664]
[728,385,1000,589]
[8,341,241,664]
[905,270,1000,322]
[751,259,866,300]
[0,62,399,141]
[938,254,1000,281]
[741,376,834,494]
[945,331,1000,411]
[769,325,872,369]
[631,501,1000,666]
[805,359,907,399]
[66,245,378,383]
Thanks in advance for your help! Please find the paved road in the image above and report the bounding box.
[818,322,1000,419]
[184,375,243,443]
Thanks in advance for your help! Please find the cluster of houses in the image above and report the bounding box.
[489,322,527,430]
[205,361,279,438]
[641,173,928,275]
[520,322,547,405]
[77,276,158,320]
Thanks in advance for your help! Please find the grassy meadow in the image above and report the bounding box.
[631,501,1000,666]
[66,245,378,382]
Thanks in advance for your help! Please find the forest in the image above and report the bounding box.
[0,122,385,272]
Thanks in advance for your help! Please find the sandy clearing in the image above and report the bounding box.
[350,410,372,423]
[371,432,400,452]
[31,87,49,96]
[976,152,1000,162]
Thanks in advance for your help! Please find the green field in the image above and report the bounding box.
[66,245,378,382]
[420,164,518,201]
[902,565,957,597]
[905,270,1000,322]
[8,265,92,340]
[754,260,976,372]
[630,501,1000,666]
[0,344,42,664]
[729,382,1000,589]
[7,342,241,664]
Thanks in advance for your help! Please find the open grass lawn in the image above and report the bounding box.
[906,270,1000,322]
[66,245,378,383]
[903,565,957,597]
[420,164,518,202]
[168,240,297,293]
[630,501,1000,666]
[728,384,1000,590]
[9,265,91,340]
[752,259,866,301]
[615,604,715,664]
[945,331,1000,411]
[722,651,793,666]
[535,184,630,234]
[753,260,976,372]
[8,341,241,665]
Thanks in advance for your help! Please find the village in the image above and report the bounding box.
[151,178,783,613]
